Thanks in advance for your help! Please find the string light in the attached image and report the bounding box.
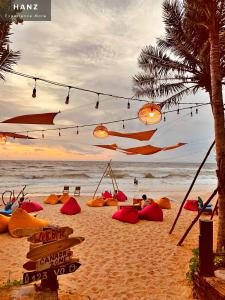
[76,126,79,135]
[177,104,180,114]
[32,78,37,98]
[190,107,193,117]
[163,113,166,122]
[127,100,130,109]
[123,120,125,129]
[27,131,29,139]
[42,131,44,139]
[58,129,61,136]
[95,93,100,109]
[195,104,198,114]
[65,86,71,104]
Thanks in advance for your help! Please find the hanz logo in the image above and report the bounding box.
[13,3,38,11]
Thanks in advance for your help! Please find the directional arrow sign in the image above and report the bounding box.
[28,226,73,243]
[23,260,81,284]
[23,250,74,271]
[26,237,85,261]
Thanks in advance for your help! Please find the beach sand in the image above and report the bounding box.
[0,192,218,300]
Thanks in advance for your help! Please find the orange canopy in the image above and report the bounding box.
[95,142,186,155]
[0,132,35,139]
[2,112,59,125]
[108,129,157,141]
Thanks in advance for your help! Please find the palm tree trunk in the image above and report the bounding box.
[209,0,225,251]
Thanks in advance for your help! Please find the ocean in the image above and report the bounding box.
[0,160,217,200]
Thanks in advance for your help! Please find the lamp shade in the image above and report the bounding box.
[138,103,162,125]
[93,125,109,138]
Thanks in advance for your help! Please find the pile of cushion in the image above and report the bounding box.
[184,200,198,211]
[20,201,43,213]
[112,202,163,224]
[156,197,171,209]
[60,197,81,215]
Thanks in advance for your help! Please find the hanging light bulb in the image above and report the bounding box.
[32,78,37,98]
[76,126,79,135]
[127,100,130,109]
[93,125,109,138]
[42,131,45,139]
[122,120,125,129]
[138,102,162,124]
[59,129,61,136]
[27,131,29,139]
[190,107,193,117]
[65,86,71,104]
[163,113,166,122]
[195,104,198,114]
[0,134,7,144]
[95,93,100,109]
[177,104,180,114]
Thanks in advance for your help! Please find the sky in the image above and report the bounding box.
[0,0,216,162]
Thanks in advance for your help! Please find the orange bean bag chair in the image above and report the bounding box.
[58,193,70,204]
[8,208,49,238]
[112,207,139,224]
[138,203,163,221]
[87,197,105,207]
[44,194,59,205]
[156,197,171,209]
[104,198,118,206]
[0,214,10,233]
[60,197,81,215]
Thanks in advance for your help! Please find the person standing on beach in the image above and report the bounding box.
[142,194,154,209]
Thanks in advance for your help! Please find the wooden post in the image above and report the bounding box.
[169,141,215,234]
[177,188,218,246]
[199,220,214,277]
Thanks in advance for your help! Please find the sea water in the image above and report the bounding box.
[0,160,217,200]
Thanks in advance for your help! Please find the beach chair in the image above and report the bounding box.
[74,186,81,196]
[198,196,213,213]
[63,186,69,194]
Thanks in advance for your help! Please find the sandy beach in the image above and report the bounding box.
[0,192,218,300]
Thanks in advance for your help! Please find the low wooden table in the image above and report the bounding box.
[117,203,142,210]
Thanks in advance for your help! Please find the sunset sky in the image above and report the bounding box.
[0,0,215,162]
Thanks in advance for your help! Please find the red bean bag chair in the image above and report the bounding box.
[60,197,81,215]
[112,207,139,224]
[102,191,112,199]
[184,200,198,211]
[114,191,127,202]
[20,201,43,213]
[138,202,163,221]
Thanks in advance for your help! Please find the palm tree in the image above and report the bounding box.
[0,0,21,80]
[133,0,225,250]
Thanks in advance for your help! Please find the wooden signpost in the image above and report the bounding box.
[22,226,84,297]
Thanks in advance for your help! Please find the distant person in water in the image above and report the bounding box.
[134,177,138,185]
[142,194,154,209]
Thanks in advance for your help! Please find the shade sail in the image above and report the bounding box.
[108,129,157,141]
[95,142,186,155]
[0,132,35,139]
[1,112,59,125]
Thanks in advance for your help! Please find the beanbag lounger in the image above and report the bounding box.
[156,197,171,209]
[87,198,105,207]
[20,201,43,213]
[60,197,81,215]
[0,209,12,216]
[44,194,59,205]
[115,191,127,202]
[102,191,113,199]
[184,200,198,211]
[8,208,49,238]
[138,202,163,221]
[112,206,139,224]
[58,193,70,204]
[0,214,10,233]
[104,198,118,206]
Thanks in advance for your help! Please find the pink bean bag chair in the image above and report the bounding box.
[60,197,81,215]
[102,191,112,199]
[20,201,43,213]
[184,200,198,211]
[138,202,163,221]
[112,207,139,224]
[114,191,127,202]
